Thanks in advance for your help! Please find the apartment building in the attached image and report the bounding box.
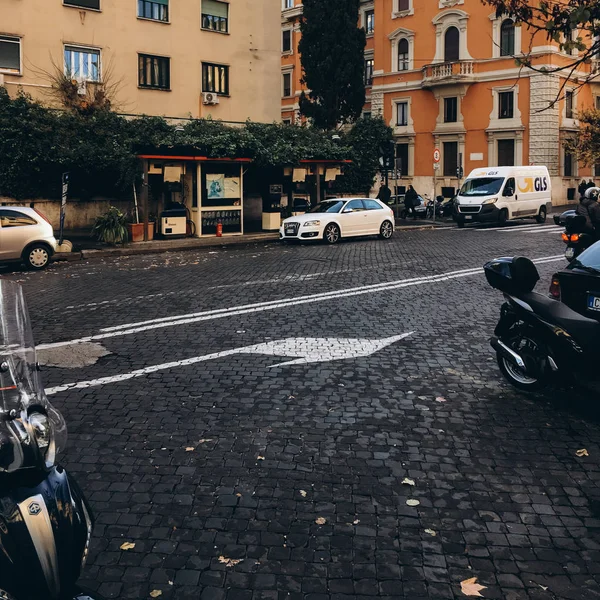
[1,0,281,122]
[282,0,599,202]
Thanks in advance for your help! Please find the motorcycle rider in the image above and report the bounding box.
[576,186,600,240]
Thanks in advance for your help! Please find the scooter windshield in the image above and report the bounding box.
[0,279,67,472]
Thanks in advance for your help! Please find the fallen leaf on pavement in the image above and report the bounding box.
[257,456,265,460]
[299,490,307,497]
[198,439,214,443]
[353,519,360,525]
[218,556,243,567]
[120,542,135,551]
[460,577,487,597]
[150,591,163,598]
[315,517,327,525]
[185,447,194,452]
[406,499,420,506]
[576,449,589,457]
[424,528,437,536]
[537,584,548,591]
[436,396,447,403]
[401,477,415,486]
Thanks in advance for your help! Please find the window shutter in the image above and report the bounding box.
[203,0,228,17]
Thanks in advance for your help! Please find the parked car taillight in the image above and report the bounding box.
[549,276,561,300]
[33,208,52,225]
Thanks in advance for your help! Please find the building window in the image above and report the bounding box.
[365,10,375,34]
[396,143,409,176]
[63,0,100,9]
[595,96,600,110]
[138,54,170,89]
[363,111,372,119]
[282,118,292,125]
[498,139,515,166]
[282,29,292,53]
[443,141,458,177]
[282,0,293,8]
[0,36,21,74]
[500,19,515,56]
[138,0,168,22]
[364,58,374,86]
[64,46,100,82]
[398,39,409,71]
[499,91,514,119]
[202,0,229,33]
[565,90,574,119]
[564,150,574,177]
[396,102,408,126]
[444,97,458,123]
[398,0,409,11]
[202,62,229,95]
[444,27,460,62]
[283,72,292,97]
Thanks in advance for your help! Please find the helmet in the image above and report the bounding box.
[585,187,600,200]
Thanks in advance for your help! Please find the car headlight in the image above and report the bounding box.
[303,220,320,227]
[482,198,498,205]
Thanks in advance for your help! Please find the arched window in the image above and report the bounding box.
[500,19,515,56]
[398,38,409,71]
[444,26,460,62]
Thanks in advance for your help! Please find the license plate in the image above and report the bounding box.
[588,295,600,311]
[285,226,295,234]
[465,216,473,220]
[565,247,575,260]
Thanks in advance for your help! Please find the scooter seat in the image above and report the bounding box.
[520,292,600,346]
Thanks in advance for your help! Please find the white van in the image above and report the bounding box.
[454,166,552,228]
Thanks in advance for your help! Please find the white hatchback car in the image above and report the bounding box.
[0,207,58,270]
[280,198,395,244]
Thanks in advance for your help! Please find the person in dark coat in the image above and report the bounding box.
[404,185,418,219]
[578,180,588,199]
[576,187,600,239]
[377,183,392,205]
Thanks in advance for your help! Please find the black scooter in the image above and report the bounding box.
[484,256,600,392]
[0,280,101,600]
[554,210,595,262]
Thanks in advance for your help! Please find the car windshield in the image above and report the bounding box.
[308,201,345,214]
[570,242,600,273]
[460,177,505,197]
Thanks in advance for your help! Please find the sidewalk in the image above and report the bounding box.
[54,221,448,262]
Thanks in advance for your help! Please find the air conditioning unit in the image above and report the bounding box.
[76,80,87,96]
[202,92,220,105]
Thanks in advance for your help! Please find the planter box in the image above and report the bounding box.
[147,222,155,241]
[127,222,144,243]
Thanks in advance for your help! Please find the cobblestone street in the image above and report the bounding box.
[6,223,600,600]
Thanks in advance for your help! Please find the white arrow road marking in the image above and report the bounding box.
[44,333,413,395]
[36,255,564,351]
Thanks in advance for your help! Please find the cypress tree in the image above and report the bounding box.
[299,0,366,130]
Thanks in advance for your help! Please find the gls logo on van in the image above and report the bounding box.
[518,176,548,193]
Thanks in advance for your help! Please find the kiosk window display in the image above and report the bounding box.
[200,163,243,236]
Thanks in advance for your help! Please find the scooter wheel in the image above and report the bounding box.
[496,347,548,392]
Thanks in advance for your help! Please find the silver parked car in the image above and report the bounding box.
[0,207,57,270]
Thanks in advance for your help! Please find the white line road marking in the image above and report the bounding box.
[45,333,414,394]
[475,224,557,232]
[37,255,564,351]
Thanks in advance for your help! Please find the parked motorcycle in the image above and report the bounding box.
[426,196,444,219]
[0,280,100,600]
[553,210,595,262]
[484,256,600,392]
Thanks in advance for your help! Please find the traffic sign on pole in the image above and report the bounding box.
[433,148,441,163]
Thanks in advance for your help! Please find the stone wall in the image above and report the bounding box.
[0,197,132,231]
[529,73,561,177]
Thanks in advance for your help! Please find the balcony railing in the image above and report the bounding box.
[422,60,475,86]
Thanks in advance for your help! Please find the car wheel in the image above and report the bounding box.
[400,209,407,219]
[379,220,393,240]
[498,208,508,225]
[323,223,340,244]
[536,206,547,224]
[24,244,51,270]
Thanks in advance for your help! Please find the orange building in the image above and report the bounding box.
[281,0,599,204]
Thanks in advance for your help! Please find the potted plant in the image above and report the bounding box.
[126,212,144,243]
[92,207,129,246]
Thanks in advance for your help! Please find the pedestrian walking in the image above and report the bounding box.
[578,179,587,199]
[405,185,418,219]
[377,183,392,206]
